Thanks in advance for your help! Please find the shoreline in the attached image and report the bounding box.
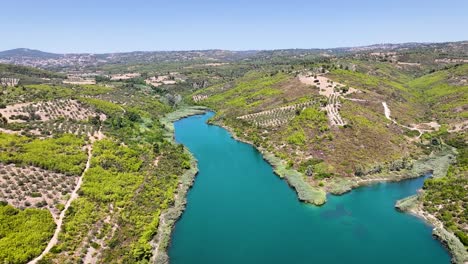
[326,145,456,196]
[151,106,208,264]
[211,117,465,263]
[211,120,327,205]
[395,195,468,264]
[152,109,465,264]
[212,118,456,205]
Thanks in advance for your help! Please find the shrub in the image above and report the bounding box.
[0,204,55,263]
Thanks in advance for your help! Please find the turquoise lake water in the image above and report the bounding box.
[168,112,450,264]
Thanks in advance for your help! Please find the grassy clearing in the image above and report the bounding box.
[70,84,113,96]
[332,100,411,172]
[1,84,74,105]
[1,83,113,107]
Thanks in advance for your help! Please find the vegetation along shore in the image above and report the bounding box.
[0,41,466,263]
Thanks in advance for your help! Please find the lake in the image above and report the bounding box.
[168,112,450,264]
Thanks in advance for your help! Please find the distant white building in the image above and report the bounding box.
[145,74,180,86]
[110,73,141,81]
[0,78,20,87]
[63,75,96,85]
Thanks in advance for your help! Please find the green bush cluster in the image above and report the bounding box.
[0,203,55,263]
[423,136,468,246]
[286,107,328,146]
[79,97,124,117]
[204,71,287,111]
[0,133,87,175]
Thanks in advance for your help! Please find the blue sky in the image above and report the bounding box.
[1,0,467,53]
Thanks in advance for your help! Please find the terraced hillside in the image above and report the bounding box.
[237,100,318,127]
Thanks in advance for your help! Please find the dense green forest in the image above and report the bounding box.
[0,133,87,175]
[0,203,55,263]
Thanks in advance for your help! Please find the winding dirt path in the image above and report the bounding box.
[382,102,391,120]
[382,102,437,138]
[384,101,463,134]
[29,145,93,264]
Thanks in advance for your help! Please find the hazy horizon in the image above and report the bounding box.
[3,39,468,55]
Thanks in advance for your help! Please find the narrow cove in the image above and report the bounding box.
[168,112,450,264]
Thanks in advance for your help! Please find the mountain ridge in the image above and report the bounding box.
[1,40,467,57]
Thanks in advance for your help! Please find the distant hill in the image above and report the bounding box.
[1,41,467,59]
[0,63,65,84]
[0,48,62,59]
[0,41,466,70]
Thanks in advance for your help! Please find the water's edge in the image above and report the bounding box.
[220,118,464,263]
[153,109,463,264]
[396,196,468,263]
[211,119,327,205]
[151,106,208,264]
